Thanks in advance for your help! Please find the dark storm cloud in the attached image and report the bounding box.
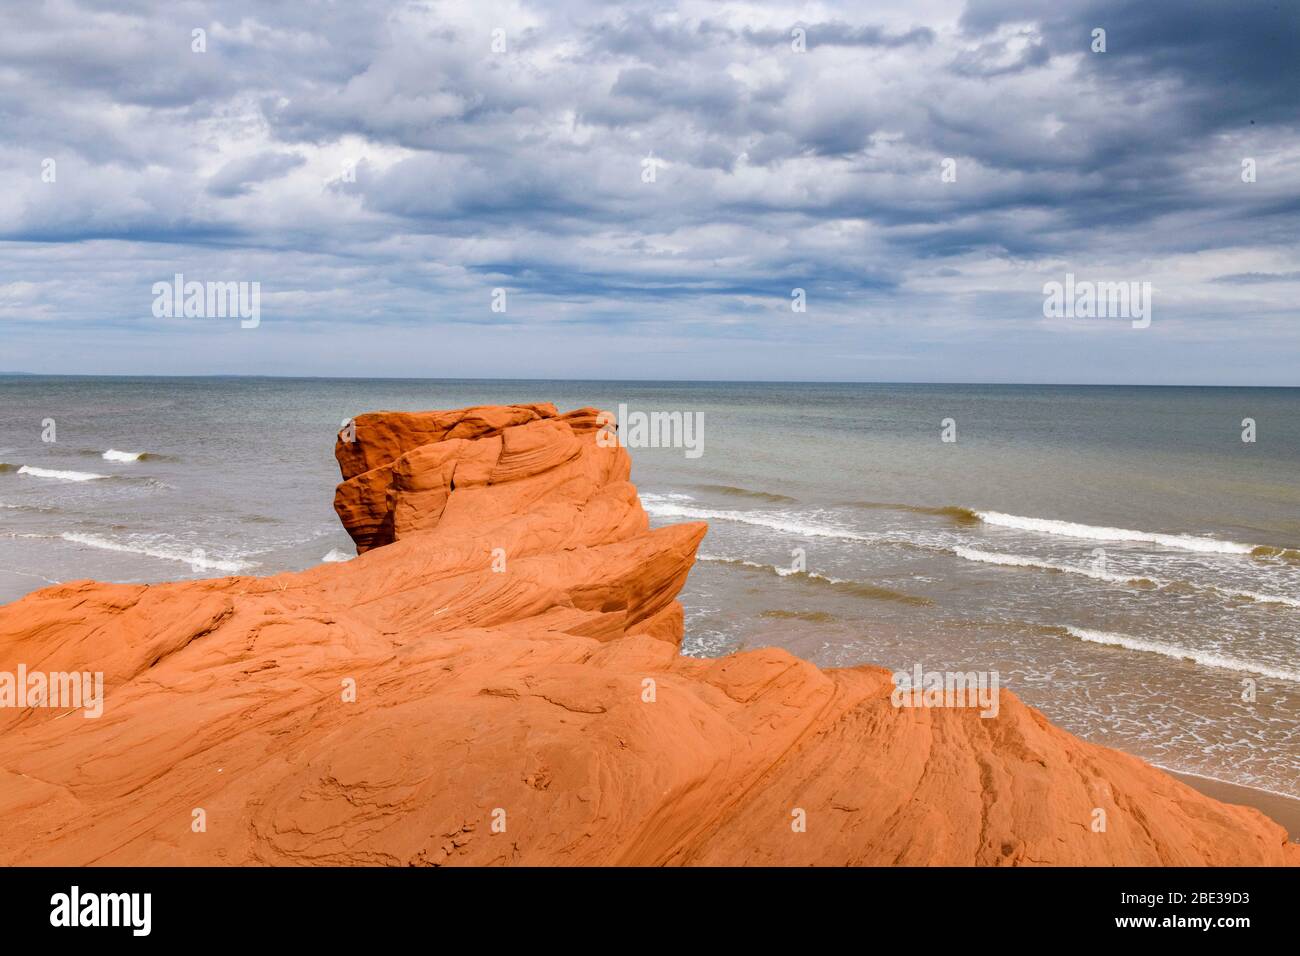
[0,0,1296,381]
[962,0,1300,127]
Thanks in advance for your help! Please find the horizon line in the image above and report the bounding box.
[0,372,1297,389]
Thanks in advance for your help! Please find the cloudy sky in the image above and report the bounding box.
[2,0,1297,383]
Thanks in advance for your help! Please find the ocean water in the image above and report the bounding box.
[1,377,1297,797]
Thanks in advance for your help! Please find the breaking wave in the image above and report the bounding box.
[59,533,259,573]
[698,554,932,606]
[950,546,1298,607]
[974,510,1255,555]
[17,465,107,482]
[846,501,979,524]
[102,449,146,462]
[1060,626,1300,683]
[643,501,877,543]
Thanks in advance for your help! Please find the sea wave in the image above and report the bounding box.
[951,545,1299,607]
[59,533,259,572]
[17,465,107,482]
[1250,545,1300,564]
[1218,587,1300,609]
[695,484,797,504]
[102,449,145,462]
[321,548,353,562]
[697,553,932,606]
[951,545,1158,585]
[643,501,876,542]
[974,510,1255,554]
[0,501,58,513]
[75,448,173,463]
[646,496,1297,606]
[847,501,979,524]
[759,609,837,622]
[1062,626,1300,683]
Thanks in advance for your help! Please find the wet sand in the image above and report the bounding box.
[1174,771,1300,842]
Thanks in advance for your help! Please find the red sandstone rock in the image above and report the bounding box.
[0,405,1293,866]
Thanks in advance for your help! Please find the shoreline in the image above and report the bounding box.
[0,402,1295,864]
[6,558,1300,845]
[1172,770,1300,841]
[6,556,1300,846]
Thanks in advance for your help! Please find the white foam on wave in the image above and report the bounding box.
[698,553,841,581]
[1219,587,1300,609]
[974,510,1255,555]
[321,548,353,563]
[951,545,1153,584]
[696,552,933,606]
[102,449,144,462]
[700,554,794,574]
[17,465,107,482]
[643,501,875,542]
[59,533,259,573]
[953,545,1300,608]
[1064,626,1300,683]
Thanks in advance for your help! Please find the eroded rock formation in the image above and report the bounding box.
[0,404,1293,865]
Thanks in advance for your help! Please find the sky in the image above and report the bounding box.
[1,0,1298,384]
